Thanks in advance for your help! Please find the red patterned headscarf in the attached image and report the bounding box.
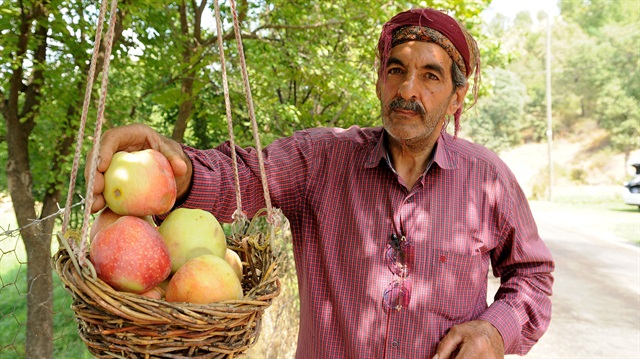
[377,8,481,136]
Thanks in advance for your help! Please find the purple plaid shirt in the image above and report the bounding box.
[177,126,554,358]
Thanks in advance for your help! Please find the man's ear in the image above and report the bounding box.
[375,77,382,100]
[447,83,469,115]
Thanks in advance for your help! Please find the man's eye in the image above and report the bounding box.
[425,73,439,80]
[388,68,403,75]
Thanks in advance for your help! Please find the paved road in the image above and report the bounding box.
[488,202,640,358]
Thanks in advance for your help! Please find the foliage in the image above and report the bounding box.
[478,0,640,167]
[559,0,640,35]
[554,4,639,159]
[463,68,526,153]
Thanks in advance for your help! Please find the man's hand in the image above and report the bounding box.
[433,320,504,359]
[84,123,192,213]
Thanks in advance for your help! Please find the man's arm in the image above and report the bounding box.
[434,166,554,358]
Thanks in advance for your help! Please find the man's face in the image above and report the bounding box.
[377,41,463,145]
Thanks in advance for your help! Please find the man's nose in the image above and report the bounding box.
[397,73,419,100]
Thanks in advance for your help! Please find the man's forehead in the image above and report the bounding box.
[388,41,453,68]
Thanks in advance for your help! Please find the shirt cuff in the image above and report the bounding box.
[478,300,522,354]
[155,145,221,222]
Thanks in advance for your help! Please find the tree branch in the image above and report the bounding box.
[301,86,314,106]
[20,13,49,134]
[329,100,350,127]
[192,0,206,44]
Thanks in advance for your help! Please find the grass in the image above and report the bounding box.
[0,206,92,358]
[0,265,93,358]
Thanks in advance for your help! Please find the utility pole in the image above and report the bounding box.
[546,13,554,202]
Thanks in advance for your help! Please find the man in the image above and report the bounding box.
[88,8,554,359]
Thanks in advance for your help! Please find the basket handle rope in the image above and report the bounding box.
[212,0,246,226]
[60,0,119,279]
[214,0,284,236]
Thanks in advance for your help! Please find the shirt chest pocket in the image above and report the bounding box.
[415,248,489,321]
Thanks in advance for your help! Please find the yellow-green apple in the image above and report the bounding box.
[103,149,177,216]
[90,206,155,241]
[165,255,243,304]
[158,208,227,273]
[157,277,171,292]
[224,248,243,280]
[90,216,171,293]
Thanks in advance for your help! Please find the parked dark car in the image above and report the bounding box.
[622,162,640,210]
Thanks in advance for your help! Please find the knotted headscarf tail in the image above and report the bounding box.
[377,8,481,137]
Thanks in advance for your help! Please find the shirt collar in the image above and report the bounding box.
[365,127,387,168]
[365,129,458,171]
[434,132,458,170]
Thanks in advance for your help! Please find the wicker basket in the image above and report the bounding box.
[54,2,284,356]
[53,218,282,359]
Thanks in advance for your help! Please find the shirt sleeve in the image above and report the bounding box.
[166,130,315,224]
[478,172,555,355]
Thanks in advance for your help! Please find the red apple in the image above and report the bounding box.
[165,255,243,304]
[90,216,171,293]
[90,206,155,241]
[103,149,177,216]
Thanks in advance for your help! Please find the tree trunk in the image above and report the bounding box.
[172,76,195,142]
[23,224,54,359]
[6,113,55,359]
[171,1,196,143]
[5,3,54,358]
[3,2,128,357]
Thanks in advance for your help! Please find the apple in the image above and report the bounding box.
[103,149,177,216]
[90,216,171,293]
[140,286,165,300]
[90,206,155,241]
[157,277,171,292]
[165,255,243,304]
[158,208,227,273]
[224,248,243,280]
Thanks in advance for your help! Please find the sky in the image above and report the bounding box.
[482,0,561,21]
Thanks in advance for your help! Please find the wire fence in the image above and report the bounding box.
[0,197,299,359]
[0,199,92,358]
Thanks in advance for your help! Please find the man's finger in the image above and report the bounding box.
[90,194,106,214]
[96,124,157,172]
[433,334,462,359]
[433,330,462,359]
[159,139,188,178]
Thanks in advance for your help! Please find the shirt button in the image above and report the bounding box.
[405,196,414,203]
[391,340,399,348]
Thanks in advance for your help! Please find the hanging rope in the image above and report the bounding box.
[228,0,277,224]
[61,0,111,235]
[61,0,119,276]
[213,0,246,225]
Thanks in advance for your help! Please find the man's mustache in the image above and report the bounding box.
[388,98,426,115]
